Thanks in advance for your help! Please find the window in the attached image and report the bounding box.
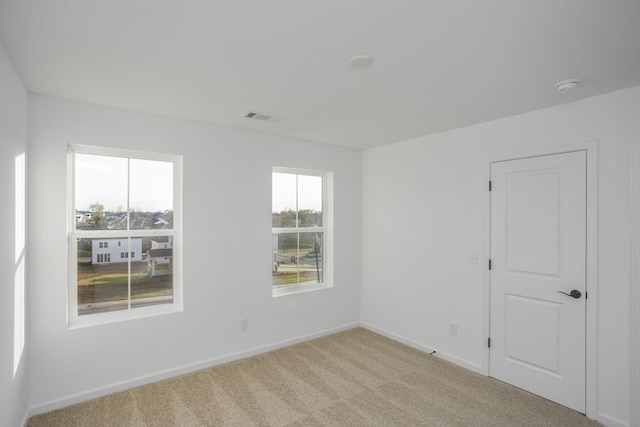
[96,253,111,263]
[272,168,332,296]
[69,146,182,327]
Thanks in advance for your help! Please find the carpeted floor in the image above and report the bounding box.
[28,328,600,426]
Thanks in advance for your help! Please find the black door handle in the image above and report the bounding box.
[558,290,582,299]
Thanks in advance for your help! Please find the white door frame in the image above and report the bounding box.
[630,136,640,427]
[483,140,598,420]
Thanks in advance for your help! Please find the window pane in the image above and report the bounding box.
[77,238,128,316]
[129,159,173,230]
[133,236,174,309]
[272,232,322,287]
[75,154,128,230]
[297,175,322,227]
[273,232,299,286]
[299,231,322,283]
[272,173,297,227]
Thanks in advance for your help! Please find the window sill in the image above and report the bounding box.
[68,302,183,329]
[272,282,332,298]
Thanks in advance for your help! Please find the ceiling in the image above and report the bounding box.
[1,0,639,150]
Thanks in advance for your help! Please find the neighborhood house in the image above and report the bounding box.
[91,238,143,264]
[147,237,173,277]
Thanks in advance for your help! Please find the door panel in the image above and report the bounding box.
[505,295,561,374]
[490,151,586,413]
[506,169,560,275]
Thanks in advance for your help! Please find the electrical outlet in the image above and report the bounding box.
[240,319,249,332]
[449,322,458,336]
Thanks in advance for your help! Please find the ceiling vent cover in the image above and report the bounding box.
[244,111,282,123]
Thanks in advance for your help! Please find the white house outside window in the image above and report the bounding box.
[272,168,332,296]
[69,146,182,327]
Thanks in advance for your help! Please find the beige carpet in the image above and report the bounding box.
[28,328,600,426]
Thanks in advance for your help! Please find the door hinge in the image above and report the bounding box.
[489,180,492,191]
[488,259,492,270]
[488,337,491,348]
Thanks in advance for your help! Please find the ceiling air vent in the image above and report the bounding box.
[244,111,282,123]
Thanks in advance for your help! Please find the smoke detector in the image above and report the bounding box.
[554,79,580,94]
[244,111,282,123]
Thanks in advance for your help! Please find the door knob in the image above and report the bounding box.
[558,290,582,299]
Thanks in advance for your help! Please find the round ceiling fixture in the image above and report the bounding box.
[554,78,580,94]
[349,55,373,69]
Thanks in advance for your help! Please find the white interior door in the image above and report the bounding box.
[490,151,586,413]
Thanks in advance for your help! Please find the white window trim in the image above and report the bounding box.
[67,145,183,328]
[272,167,333,297]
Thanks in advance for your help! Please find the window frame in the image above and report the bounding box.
[272,167,333,297]
[67,145,183,328]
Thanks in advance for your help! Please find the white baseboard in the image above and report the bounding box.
[598,412,630,427]
[20,409,29,427]
[359,322,484,374]
[28,322,359,417]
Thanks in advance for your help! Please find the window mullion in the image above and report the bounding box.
[73,229,173,240]
[127,237,132,310]
[127,158,132,310]
[296,174,300,283]
[127,158,131,233]
[273,227,324,234]
[296,231,300,284]
[295,174,299,227]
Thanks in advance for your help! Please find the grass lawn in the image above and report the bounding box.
[78,266,172,303]
[272,265,320,286]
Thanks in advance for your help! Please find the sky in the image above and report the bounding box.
[272,172,322,213]
[76,154,321,214]
[75,154,173,212]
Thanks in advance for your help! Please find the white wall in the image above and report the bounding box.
[22,76,638,426]
[27,95,361,412]
[631,138,640,427]
[361,86,640,427]
[0,42,29,426]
